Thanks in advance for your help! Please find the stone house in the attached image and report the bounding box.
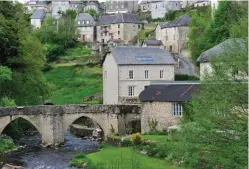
[107,39,126,51]
[139,81,200,133]
[24,0,51,13]
[96,13,143,44]
[194,0,210,8]
[69,0,84,12]
[75,13,96,42]
[105,0,139,14]
[155,14,190,54]
[151,1,181,19]
[142,40,164,49]
[139,0,152,12]
[30,9,46,28]
[196,38,247,80]
[84,1,104,14]
[52,1,70,17]
[103,47,176,104]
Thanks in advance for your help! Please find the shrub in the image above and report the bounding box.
[148,118,158,132]
[175,74,199,81]
[121,137,132,147]
[42,63,53,72]
[110,124,115,134]
[69,154,86,168]
[131,133,143,146]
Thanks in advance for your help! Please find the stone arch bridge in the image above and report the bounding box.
[0,104,140,146]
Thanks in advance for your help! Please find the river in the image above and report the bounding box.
[0,131,99,169]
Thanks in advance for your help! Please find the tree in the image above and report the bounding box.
[58,9,77,19]
[0,2,50,105]
[173,39,248,169]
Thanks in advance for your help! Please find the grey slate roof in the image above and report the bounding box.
[196,38,247,63]
[139,81,200,102]
[76,13,96,26]
[30,9,46,19]
[111,47,175,65]
[143,40,163,46]
[97,13,142,25]
[158,14,190,29]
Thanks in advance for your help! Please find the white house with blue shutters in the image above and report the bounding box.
[103,47,176,104]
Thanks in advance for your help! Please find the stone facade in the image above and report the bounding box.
[156,24,189,54]
[0,104,140,146]
[151,1,180,19]
[105,0,139,14]
[96,23,142,44]
[141,102,180,133]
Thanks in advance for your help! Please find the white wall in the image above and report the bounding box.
[77,26,94,42]
[118,65,175,99]
[31,19,42,28]
[103,53,119,104]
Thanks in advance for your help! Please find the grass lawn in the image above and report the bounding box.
[60,46,92,61]
[143,135,168,142]
[84,147,184,169]
[44,65,102,105]
[137,29,154,40]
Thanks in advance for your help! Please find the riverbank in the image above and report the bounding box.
[70,146,185,169]
[0,136,16,154]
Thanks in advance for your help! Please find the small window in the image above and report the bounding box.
[86,20,89,24]
[129,70,134,79]
[105,32,107,36]
[104,71,107,79]
[172,103,183,117]
[82,21,85,24]
[160,70,164,79]
[145,70,149,79]
[128,86,135,96]
[118,24,120,28]
[156,4,157,9]
[138,24,140,29]
[78,21,81,25]
[118,31,120,35]
[166,36,168,41]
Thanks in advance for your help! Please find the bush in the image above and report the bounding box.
[143,131,167,135]
[131,133,143,146]
[42,63,53,72]
[175,74,199,81]
[121,137,132,147]
[45,43,65,62]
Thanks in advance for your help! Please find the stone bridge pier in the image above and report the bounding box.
[0,104,141,146]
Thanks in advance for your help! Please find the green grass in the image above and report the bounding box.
[137,29,154,40]
[142,135,168,142]
[60,46,92,61]
[44,65,102,105]
[0,138,16,153]
[85,147,184,169]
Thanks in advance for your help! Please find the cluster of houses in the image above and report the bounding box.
[27,0,223,133]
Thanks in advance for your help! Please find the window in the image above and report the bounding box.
[78,21,81,25]
[144,86,148,89]
[101,33,103,36]
[129,70,134,79]
[160,70,164,79]
[86,20,89,24]
[172,103,183,116]
[118,24,120,28]
[128,86,135,96]
[108,25,111,29]
[118,31,120,35]
[166,36,168,41]
[156,5,157,9]
[104,71,107,79]
[166,29,167,34]
[82,20,85,24]
[145,70,149,79]
[102,39,104,43]
[138,24,140,29]
[105,32,107,36]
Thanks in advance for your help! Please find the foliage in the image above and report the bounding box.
[121,137,132,147]
[147,118,158,132]
[0,1,50,105]
[142,135,168,143]
[173,39,248,168]
[137,29,154,40]
[0,136,16,153]
[0,97,16,107]
[85,9,99,20]
[175,74,199,81]
[69,153,88,168]
[131,133,142,146]
[59,9,77,19]
[110,125,115,135]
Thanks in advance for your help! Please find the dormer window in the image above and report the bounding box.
[82,21,85,24]
[86,20,89,24]
[78,21,81,25]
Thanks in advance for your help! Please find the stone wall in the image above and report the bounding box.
[141,102,180,133]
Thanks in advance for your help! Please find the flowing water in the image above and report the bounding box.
[0,131,99,169]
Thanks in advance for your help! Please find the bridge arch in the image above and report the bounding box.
[63,113,106,137]
[0,115,41,135]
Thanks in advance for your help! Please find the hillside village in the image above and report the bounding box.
[0,0,248,169]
